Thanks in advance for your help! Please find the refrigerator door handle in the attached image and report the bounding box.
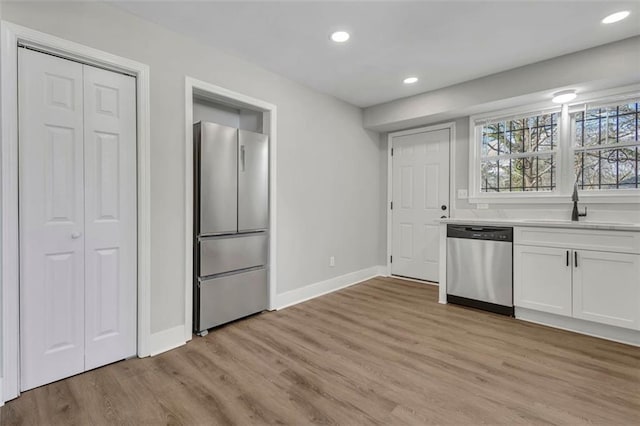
[240,145,246,172]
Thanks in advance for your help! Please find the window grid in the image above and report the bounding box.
[480,113,557,192]
[574,102,639,190]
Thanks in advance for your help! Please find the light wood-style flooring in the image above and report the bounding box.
[2,277,639,425]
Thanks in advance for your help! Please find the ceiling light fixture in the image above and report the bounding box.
[403,77,418,84]
[552,90,577,104]
[602,11,630,24]
[330,31,350,43]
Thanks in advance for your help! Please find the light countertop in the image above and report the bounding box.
[440,217,640,232]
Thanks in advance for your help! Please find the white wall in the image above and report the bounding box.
[192,98,241,129]
[192,98,263,133]
[0,1,386,339]
[364,36,640,133]
[0,0,4,398]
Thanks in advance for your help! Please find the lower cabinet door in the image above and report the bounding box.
[198,268,268,331]
[573,250,640,330]
[514,245,572,316]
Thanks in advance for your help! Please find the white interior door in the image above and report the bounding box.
[391,128,449,281]
[19,48,137,391]
[19,48,86,391]
[82,65,137,370]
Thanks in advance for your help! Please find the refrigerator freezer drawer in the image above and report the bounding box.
[199,233,268,277]
[198,268,268,331]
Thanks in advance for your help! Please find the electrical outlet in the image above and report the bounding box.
[457,189,468,199]
[329,256,335,267]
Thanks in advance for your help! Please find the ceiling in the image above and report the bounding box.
[113,1,640,108]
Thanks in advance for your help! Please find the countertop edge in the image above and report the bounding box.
[440,218,640,232]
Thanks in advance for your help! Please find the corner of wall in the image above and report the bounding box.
[376,264,389,277]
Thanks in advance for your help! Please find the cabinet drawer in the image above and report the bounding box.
[199,233,268,277]
[515,227,640,254]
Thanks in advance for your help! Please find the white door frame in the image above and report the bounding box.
[184,77,277,342]
[386,122,456,279]
[0,21,152,404]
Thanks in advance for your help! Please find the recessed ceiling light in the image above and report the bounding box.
[602,11,630,24]
[330,31,350,43]
[403,77,418,84]
[552,90,577,104]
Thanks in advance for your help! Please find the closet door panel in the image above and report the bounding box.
[18,48,86,391]
[83,65,137,370]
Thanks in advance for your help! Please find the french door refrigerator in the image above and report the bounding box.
[194,121,268,334]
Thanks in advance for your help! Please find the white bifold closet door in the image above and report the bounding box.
[18,48,137,391]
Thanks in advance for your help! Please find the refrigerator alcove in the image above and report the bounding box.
[193,121,269,334]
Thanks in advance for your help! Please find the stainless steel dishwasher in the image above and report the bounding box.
[446,224,513,316]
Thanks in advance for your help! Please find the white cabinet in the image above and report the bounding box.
[514,227,640,331]
[573,251,640,329]
[514,246,572,316]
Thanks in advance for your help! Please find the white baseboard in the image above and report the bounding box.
[147,265,385,355]
[149,324,187,356]
[376,265,389,277]
[274,265,385,310]
[516,307,640,347]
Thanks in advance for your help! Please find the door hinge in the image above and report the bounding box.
[390,201,393,210]
[390,255,393,263]
[391,148,394,156]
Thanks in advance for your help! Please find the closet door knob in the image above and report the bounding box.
[71,231,82,239]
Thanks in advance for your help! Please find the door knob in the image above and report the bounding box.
[71,231,82,239]
[441,205,447,210]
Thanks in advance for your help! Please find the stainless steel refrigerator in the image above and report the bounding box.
[194,121,268,335]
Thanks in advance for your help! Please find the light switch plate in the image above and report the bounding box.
[457,189,468,199]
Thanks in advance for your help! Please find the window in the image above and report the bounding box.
[574,101,639,190]
[480,113,558,192]
[469,91,640,203]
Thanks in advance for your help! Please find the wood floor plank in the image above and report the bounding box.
[2,277,639,425]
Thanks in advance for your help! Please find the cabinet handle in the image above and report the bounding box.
[240,145,246,172]
[574,251,578,268]
[566,250,569,267]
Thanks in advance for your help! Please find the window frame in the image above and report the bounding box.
[478,111,560,194]
[570,100,640,192]
[468,90,640,204]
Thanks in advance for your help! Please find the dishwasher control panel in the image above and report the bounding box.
[447,225,513,242]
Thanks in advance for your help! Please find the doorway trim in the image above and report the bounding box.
[184,76,277,342]
[386,122,456,279]
[0,21,152,404]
